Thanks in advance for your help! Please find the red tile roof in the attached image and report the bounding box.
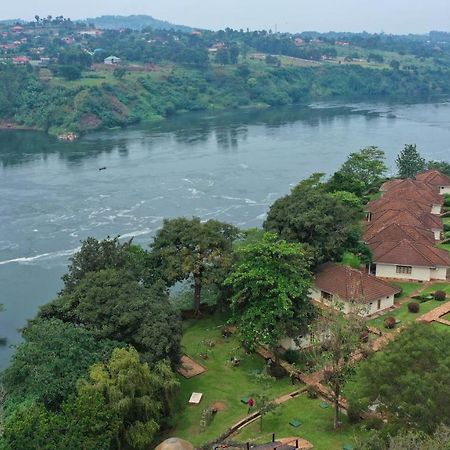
[366,197,431,214]
[380,178,436,193]
[364,222,435,245]
[416,170,450,187]
[315,263,400,303]
[370,239,450,267]
[369,209,443,231]
[382,186,443,205]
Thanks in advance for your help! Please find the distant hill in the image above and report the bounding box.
[83,15,193,32]
[0,19,24,25]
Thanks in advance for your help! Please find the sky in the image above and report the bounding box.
[2,0,450,34]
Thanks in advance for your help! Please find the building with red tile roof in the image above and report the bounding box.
[364,222,435,245]
[311,262,400,316]
[415,169,450,195]
[369,239,450,281]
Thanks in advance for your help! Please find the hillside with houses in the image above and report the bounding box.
[2,17,450,136]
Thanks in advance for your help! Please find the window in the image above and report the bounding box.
[377,299,381,310]
[396,265,412,275]
[321,291,333,301]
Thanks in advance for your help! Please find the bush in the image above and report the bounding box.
[384,316,396,329]
[435,290,447,301]
[408,302,420,313]
[307,385,318,399]
[283,349,300,365]
[347,402,362,424]
[365,416,384,430]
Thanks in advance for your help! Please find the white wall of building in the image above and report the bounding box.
[375,263,431,281]
[439,186,450,195]
[311,287,395,317]
[431,204,442,215]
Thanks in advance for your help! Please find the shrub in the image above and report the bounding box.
[283,349,300,365]
[307,385,318,399]
[384,316,396,329]
[365,416,384,430]
[435,290,447,301]
[408,302,420,313]
[347,402,363,424]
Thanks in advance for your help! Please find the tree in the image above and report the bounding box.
[427,160,450,176]
[347,324,450,434]
[390,59,400,70]
[253,393,278,432]
[81,347,177,449]
[355,424,450,450]
[59,65,81,81]
[311,305,366,429]
[62,236,134,292]
[2,318,120,411]
[225,233,315,355]
[264,174,364,266]
[151,217,239,314]
[41,269,182,366]
[396,144,426,179]
[331,146,387,194]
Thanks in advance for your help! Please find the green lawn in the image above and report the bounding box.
[422,282,450,296]
[391,281,422,298]
[368,299,444,331]
[169,315,293,446]
[235,394,366,450]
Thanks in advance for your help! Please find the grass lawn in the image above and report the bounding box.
[234,393,366,450]
[368,298,444,331]
[391,281,422,298]
[422,282,450,296]
[169,315,293,446]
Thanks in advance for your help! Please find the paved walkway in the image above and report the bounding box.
[418,300,450,323]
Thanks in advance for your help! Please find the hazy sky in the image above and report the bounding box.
[2,0,450,34]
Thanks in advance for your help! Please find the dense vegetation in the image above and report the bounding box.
[2,17,450,135]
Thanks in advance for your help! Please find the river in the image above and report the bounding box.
[0,101,449,369]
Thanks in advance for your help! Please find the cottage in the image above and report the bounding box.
[104,55,121,65]
[311,263,400,316]
[368,209,443,240]
[364,222,435,245]
[369,239,450,281]
[415,169,450,195]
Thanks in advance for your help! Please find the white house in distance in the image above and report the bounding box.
[104,55,121,65]
[369,238,450,281]
[416,169,450,195]
[311,263,400,316]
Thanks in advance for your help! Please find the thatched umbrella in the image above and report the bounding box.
[155,437,194,450]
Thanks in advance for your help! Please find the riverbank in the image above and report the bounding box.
[5,62,450,137]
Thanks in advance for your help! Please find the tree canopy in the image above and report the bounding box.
[396,144,426,179]
[347,324,450,434]
[40,269,182,366]
[328,146,387,195]
[225,232,316,352]
[264,174,364,266]
[151,217,239,313]
[2,318,120,411]
[2,347,178,450]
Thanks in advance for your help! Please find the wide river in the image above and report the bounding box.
[0,101,450,368]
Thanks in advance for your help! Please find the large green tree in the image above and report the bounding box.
[82,347,177,449]
[328,146,387,195]
[2,318,120,411]
[264,174,364,266]
[151,217,240,314]
[2,348,177,450]
[396,144,426,179]
[347,324,450,434]
[40,269,182,366]
[225,232,315,354]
